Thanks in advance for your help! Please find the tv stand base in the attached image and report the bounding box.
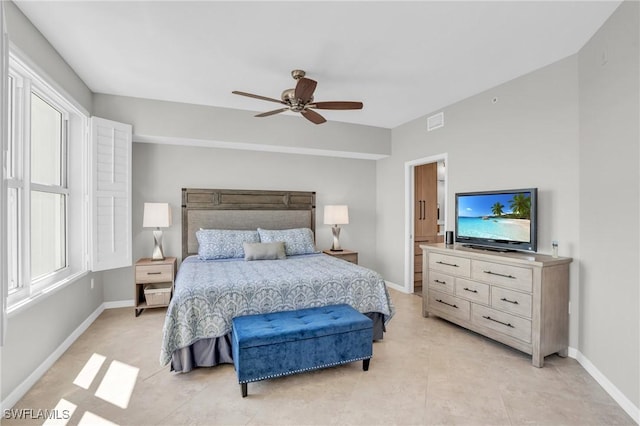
[462,244,514,253]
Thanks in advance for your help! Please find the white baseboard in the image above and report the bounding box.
[103,299,134,309]
[568,347,639,424]
[385,280,407,293]
[0,303,105,411]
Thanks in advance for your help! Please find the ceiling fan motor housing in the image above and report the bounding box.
[281,88,311,110]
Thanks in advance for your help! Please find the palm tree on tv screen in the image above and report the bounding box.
[491,202,505,217]
[509,194,531,219]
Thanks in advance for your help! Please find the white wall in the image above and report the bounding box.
[377,56,581,332]
[578,0,639,410]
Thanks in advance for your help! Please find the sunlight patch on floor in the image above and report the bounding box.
[41,399,77,426]
[73,353,106,389]
[94,360,139,409]
[77,411,119,426]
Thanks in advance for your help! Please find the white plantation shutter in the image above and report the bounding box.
[1,2,8,345]
[90,117,132,271]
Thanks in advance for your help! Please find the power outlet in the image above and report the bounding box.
[91,278,95,289]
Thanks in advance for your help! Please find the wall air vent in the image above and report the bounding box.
[427,112,444,131]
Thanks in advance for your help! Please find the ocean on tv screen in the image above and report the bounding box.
[457,216,530,242]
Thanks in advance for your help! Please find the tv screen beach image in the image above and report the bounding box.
[457,192,531,242]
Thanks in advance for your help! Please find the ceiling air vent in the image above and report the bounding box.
[427,112,444,131]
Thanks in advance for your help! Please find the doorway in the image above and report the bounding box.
[404,154,448,295]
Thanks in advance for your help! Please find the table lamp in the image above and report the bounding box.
[143,202,172,260]
[323,205,349,251]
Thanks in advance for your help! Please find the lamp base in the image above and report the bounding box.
[331,225,342,251]
[151,229,165,261]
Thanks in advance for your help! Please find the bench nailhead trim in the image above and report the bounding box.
[239,355,372,384]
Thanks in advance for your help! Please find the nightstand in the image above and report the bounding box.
[134,257,177,317]
[322,249,358,265]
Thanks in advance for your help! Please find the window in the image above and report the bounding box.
[6,53,88,309]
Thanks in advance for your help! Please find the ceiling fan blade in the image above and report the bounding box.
[301,109,326,124]
[255,107,289,118]
[310,101,363,110]
[232,91,285,105]
[295,78,317,103]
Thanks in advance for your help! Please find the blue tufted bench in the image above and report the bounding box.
[232,304,373,397]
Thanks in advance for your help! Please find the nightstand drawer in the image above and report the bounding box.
[136,264,174,283]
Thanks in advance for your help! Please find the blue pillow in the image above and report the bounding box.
[196,229,260,260]
[257,228,318,256]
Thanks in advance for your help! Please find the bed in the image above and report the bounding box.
[160,188,395,372]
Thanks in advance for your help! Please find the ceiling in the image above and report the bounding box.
[15,1,621,129]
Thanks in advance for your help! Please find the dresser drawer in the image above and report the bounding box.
[491,287,532,319]
[455,278,490,305]
[472,304,531,343]
[429,290,470,321]
[427,271,455,294]
[136,264,174,283]
[429,253,471,277]
[471,260,532,292]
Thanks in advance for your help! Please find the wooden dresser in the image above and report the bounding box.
[421,243,572,367]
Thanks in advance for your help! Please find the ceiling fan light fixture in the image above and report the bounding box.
[232,69,363,125]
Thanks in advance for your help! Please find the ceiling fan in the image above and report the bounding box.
[232,69,363,125]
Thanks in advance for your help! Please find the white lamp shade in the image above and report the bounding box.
[324,205,349,225]
[143,202,172,228]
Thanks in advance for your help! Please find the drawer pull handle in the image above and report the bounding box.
[463,287,478,293]
[500,297,519,305]
[482,315,514,328]
[436,299,458,309]
[434,279,447,285]
[147,272,162,275]
[436,261,459,268]
[483,270,516,279]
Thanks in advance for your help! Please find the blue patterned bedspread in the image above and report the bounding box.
[160,253,395,365]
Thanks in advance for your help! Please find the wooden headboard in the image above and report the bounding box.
[182,188,316,260]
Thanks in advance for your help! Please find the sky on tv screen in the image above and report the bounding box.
[457,193,530,218]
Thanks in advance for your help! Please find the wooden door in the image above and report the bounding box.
[414,162,440,292]
[414,163,438,238]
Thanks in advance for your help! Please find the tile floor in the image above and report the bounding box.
[4,289,635,425]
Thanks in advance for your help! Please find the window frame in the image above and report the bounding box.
[6,50,89,311]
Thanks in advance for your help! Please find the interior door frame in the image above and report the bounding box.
[404,153,448,293]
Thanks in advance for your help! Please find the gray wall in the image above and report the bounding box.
[377,55,581,337]
[92,90,383,302]
[93,94,390,159]
[2,1,101,403]
[376,0,638,412]
[578,0,639,408]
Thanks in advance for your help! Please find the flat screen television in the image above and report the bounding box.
[455,188,537,252]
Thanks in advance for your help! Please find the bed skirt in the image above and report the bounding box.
[171,312,386,373]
